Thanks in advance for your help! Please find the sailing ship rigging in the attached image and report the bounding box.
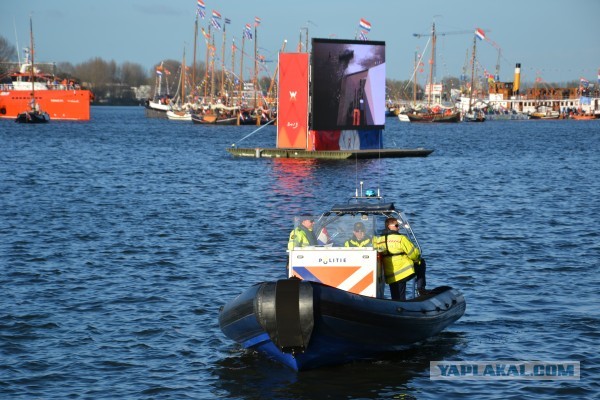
[462,28,486,122]
[398,22,461,123]
[145,5,275,125]
[15,17,50,123]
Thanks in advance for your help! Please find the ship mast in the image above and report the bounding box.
[192,15,198,92]
[240,33,245,106]
[182,48,186,106]
[413,51,418,103]
[266,40,287,108]
[210,35,215,101]
[253,21,258,109]
[231,38,236,104]
[468,34,477,113]
[221,19,227,102]
[204,25,211,99]
[29,16,35,110]
[427,22,436,106]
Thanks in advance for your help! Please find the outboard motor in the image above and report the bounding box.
[258,279,314,355]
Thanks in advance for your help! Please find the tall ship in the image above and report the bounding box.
[1,55,92,121]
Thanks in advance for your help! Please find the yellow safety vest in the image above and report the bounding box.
[288,227,316,250]
[374,233,421,284]
[344,237,372,247]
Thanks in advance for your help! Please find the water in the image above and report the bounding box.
[1,107,599,399]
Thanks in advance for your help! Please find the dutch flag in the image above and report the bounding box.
[475,28,485,40]
[359,18,371,32]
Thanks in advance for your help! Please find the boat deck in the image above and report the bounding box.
[227,147,434,159]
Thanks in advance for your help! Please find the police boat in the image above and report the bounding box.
[218,187,466,371]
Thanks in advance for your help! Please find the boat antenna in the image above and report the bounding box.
[354,152,359,195]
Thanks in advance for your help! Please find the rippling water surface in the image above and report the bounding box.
[1,107,599,399]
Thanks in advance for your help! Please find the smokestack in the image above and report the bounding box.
[513,63,521,95]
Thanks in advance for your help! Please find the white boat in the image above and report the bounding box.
[145,61,173,117]
[462,110,485,122]
[147,99,171,112]
[528,107,560,120]
[484,109,529,120]
[397,113,410,122]
[163,49,193,122]
[166,110,192,121]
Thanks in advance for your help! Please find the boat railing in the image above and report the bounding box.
[47,84,82,90]
[0,82,82,91]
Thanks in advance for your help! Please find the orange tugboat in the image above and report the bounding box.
[1,68,92,121]
[0,22,92,121]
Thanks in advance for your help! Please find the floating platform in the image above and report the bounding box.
[226,147,434,159]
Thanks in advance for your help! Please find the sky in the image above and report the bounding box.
[2,0,599,85]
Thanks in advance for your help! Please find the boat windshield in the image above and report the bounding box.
[299,208,421,252]
[291,214,376,248]
[290,212,417,249]
[318,214,377,247]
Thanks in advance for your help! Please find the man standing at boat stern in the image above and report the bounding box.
[374,217,427,300]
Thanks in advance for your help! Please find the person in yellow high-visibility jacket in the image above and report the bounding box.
[344,222,372,247]
[288,217,318,250]
[374,217,427,300]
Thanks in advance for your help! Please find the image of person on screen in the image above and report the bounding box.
[311,39,386,131]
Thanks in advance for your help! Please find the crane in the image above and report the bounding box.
[482,36,502,81]
[412,28,474,38]
[413,22,485,104]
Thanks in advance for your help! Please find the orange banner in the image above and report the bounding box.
[277,53,309,149]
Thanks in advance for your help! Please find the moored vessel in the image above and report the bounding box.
[405,106,461,123]
[13,17,50,124]
[462,63,600,118]
[1,20,91,121]
[1,72,91,121]
[191,112,238,125]
[570,113,597,120]
[528,104,561,119]
[15,108,49,123]
[166,109,192,121]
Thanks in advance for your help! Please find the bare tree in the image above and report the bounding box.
[74,58,117,86]
[119,62,146,86]
[0,36,17,62]
[0,36,17,76]
[56,61,76,78]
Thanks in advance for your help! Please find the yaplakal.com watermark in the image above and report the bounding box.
[430,361,580,380]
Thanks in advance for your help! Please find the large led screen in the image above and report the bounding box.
[310,38,386,131]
